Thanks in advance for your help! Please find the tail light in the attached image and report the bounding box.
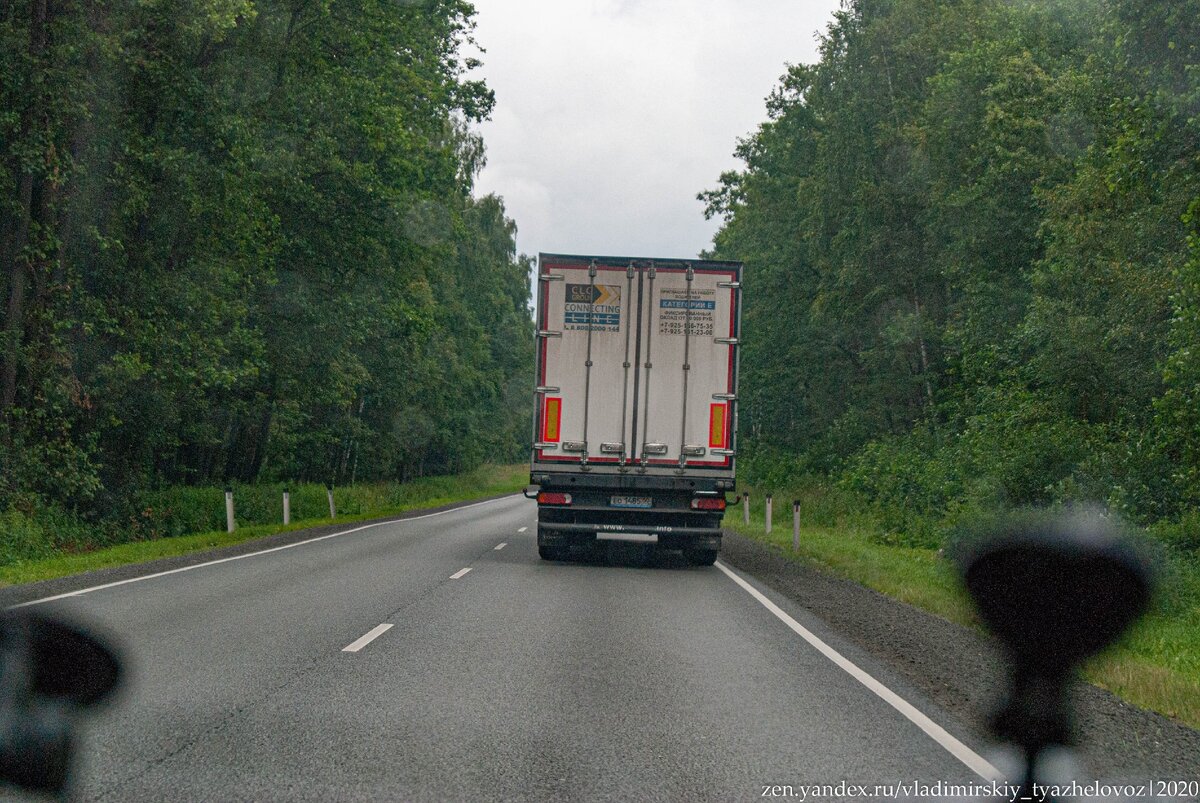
[691,497,726,511]
[537,491,572,505]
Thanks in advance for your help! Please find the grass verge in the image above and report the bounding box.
[0,464,527,587]
[724,494,1200,730]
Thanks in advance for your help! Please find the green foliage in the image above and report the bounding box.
[704,0,1200,547]
[0,0,533,546]
[1150,511,1200,557]
[0,464,524,567]
[0,510,69,565]
[0,464,526,579]
[1157,199,1200,507]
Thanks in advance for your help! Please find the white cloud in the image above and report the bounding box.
[469,0,842,261]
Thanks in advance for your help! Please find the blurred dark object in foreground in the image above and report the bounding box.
[957,508,1155,799]
[0,611,121,795]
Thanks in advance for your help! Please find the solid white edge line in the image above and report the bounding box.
[11,495,518,609]
[342,623,393,653]
[450,567,472,580]
[714,560,1000,781]
[494,543,507,550]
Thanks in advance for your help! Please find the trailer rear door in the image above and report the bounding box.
[533,255,740,474]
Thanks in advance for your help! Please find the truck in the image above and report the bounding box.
[528,253,743,565]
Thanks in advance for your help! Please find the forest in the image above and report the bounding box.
[4,0,1199,562]
[1,1,533,547]
[702,0,1200,549]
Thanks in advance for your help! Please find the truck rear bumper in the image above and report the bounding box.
[538,521,721,551]
[539,522,722,537]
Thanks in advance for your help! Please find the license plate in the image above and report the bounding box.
[610,495,652,509]
[598,532,658,543]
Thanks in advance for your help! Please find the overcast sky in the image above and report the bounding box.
[467,0,843,262]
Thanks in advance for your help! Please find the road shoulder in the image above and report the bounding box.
[719,527,1200,779]
[0,494,516,609]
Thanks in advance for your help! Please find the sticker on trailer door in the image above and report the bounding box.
[564,284,622,331]
[658,287,715,336]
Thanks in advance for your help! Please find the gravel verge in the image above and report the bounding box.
[719,527,1200,780]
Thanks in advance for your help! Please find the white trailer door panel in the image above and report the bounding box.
[534,255,739,474]
[635,265,736,467]
[536,262,637,465]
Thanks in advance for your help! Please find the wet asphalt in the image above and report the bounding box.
[15,494,992,801]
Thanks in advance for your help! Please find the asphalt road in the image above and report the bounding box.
[22,495,995,801]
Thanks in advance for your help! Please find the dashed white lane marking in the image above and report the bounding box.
[494,543,507,550]
[714,560,999,781]
[450,567,473,580]
[518,527,528,533]
[342,623,393,653]
[11,496,517,609]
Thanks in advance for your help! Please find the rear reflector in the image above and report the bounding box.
[709,404,728,449]
[542,397,562,443]
[537,492,572,505]
[691,497,726,511]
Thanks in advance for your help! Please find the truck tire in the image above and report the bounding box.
[684,547,718,566]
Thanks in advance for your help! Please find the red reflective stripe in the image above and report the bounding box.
[543,397,562,442]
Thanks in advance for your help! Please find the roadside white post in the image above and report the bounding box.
[765,494,773,534]
[283,489,291,525]
[327,485,336,519]
[743,491,750,525]
[225,488,235,533]
[792,500,800,551]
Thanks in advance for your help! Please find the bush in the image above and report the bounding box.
[0,465,523,568]
[834,385,1119,547]
[1149,510,1200,556]
[838,428,957,548]
[738,441,812,490]
[0,507,93,564]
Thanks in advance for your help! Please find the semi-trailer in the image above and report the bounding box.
[528,253,742,564]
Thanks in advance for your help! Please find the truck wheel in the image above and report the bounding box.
[684,547,718,566]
